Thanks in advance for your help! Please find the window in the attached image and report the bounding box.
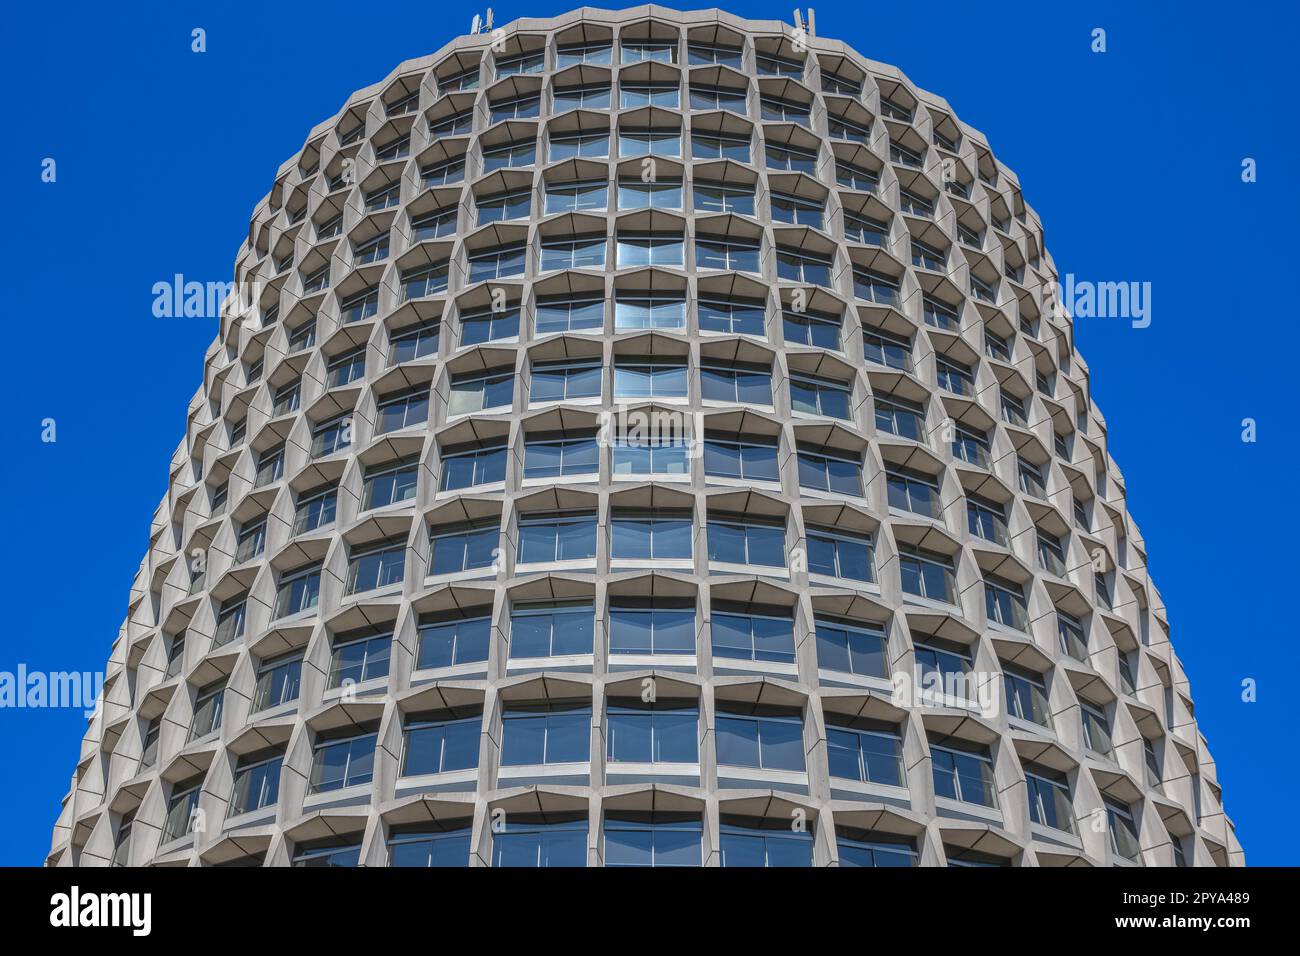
[556,41,612,67]
[807,526,873,582]
[376,386,429,433]
[1017,457,1047,498]
[476,188,530,225]
[554,83,611,112]
[712,606,795,664]
[447,368,512,414]
[1026,764,1074,833]
[611,510,692,560]
[111,813,134,867]
[620,82,679,109]
[952,423,990,467]
[967,495,1008,546]
[838,831,917,867]
[695,236,760,272]
[501,702,591,764]
[798,446,862,495]
[364,182,401,212]
[162,779,202,843]
[492,816,587,867]
[936,356,974,396]
[716,706,805,771]
[622,41,677,64]
[412,206,457,241]
[390,321,439,364]
[388,827,472,867]
[985,329,1011,360]
[618,128,680,158]
[609,602,695,656]
[1143,738,1163,789]
[310,731,377,793]
[887,466,942,519]
[692,131,750,161]
[468,242,526,282]
[775,247,831,286]
[701,359,771,404]
[784,310,839,349]
[703,432,778,481]
[760,95,810,124]
[363,457,418,510]
[853,267,899,305]
[536,293,603,333]
[692,180,755,215]
[837,162,879,192]
[275,563,321,617]
[229,753,282,817]
[327,347,366,388]
[540,235,606,271]
[899,545,956,604]
[616,232,684,268]
[1057,611,1088,662]
[790,372,851,419]
[898,187,933,217]
[287,320,316,353]
[605,814,702,867]
[329,631,391,688]
[688,83,745,112]
[707,513,785,566]
[293,838,362,868]
[402,709,481,776]
[517,513,597,564]
[294,484,337,535]
[440,440,506,490]
[931,740,996,807]
[417,613,491,669]
[271,380,300,417]
[510,602,594,658]
[827,717,904,786]
[483,139,535,171]
[701,297,765,336]
[213,596,247,647]
[253,652,302,711]
[828,115,870,143]
[615,293,685,330]
[422,156,465,186]
[311,412,351,457]
[1081,701,1114,757]
[1004,664,1051,726]
[354,231,389,264]
[140,717,161,770]
[1037,531,1066,576]
[530,359,601,402]
[687,42,742,66]
[549,131,608,161]
[496,51,544,77]
[607,701,698,763]
[430,520,499,575]
[1105,798,1142,862]
[545,179,607,214]
[340,285,379,323]
[613,434,690,476]
[719,816,812,867]
[189,680,225,740]
[815,617,886,678]
[1001,390,1028,427]
[525,431,598,479]
[346,540,405,594]
[613,358,688,398]
[984,575,1028,630]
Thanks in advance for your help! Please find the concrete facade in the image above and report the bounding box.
[48,5,1241,868]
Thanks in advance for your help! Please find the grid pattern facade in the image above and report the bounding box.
[48,5,1241,869]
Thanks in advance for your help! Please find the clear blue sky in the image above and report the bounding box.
[1,0,1295,865]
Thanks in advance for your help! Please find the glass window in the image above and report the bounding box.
[899,545,955,604]
[430,521,499,575]
[363,457,418,510]
[346,541,405,594]
[417,614,491,669]
[609,604,695,655]
[253,652,302,711]
[309,732,377,793]
[607,701,698,763]
[605,814,701,867]
[492,817,587,867]
[388,827,472,867]
[815,618,887,678]
[329,632,391,688]
[440,442,507,491]
[719,817,812,867]
[402,711,481,776]
[707,514,785,567]
[524,433,598,479]
[229,754,282,817]
[509,601,594,658]
[517,513,598,564]
[807,526,873,581]
[826,719,904,786]
[501,703,591,764]
[712,609,795,664]
[716,708,805,771]
[931,742,996,807]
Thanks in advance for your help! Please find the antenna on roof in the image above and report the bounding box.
[793,9,804,31]
[485,8,494,31]
[808,8,816,37]
[470,13,482,34]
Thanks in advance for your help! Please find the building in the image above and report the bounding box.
[47,5,1241,868]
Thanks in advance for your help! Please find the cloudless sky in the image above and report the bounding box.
[2,0,1296,865]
